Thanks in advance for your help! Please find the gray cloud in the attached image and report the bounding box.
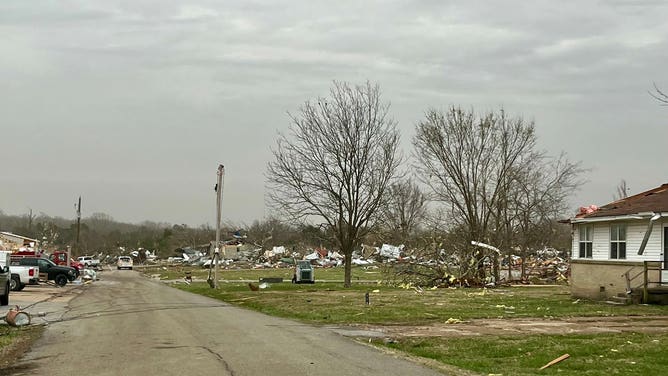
[1,0,667,225]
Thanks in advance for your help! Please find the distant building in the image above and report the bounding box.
[0,232,39,252]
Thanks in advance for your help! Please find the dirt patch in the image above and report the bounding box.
[339,315,668,338]
[0,325,44,374]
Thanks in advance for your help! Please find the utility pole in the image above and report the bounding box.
[75,196,81,258]
[208,165,224,288]
[27,208,33,233]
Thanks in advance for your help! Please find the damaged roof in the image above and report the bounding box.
[577,183,668,219]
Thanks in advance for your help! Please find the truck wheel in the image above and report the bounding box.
[55,274,68,287]
[17,283,26,291]
[0,284,9,306]
[10,275,20,291]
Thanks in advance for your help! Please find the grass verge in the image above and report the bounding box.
[375,332,668,376]
[171,280,668,324]
[0,325,44,372]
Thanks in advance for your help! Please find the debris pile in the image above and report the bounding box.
[149,239,570,288]
[497,248,570,284]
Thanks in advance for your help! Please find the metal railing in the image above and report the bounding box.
[622,266,644,293]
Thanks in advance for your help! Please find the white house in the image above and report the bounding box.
[568,184,668,302]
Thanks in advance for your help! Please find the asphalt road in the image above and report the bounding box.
[11,270,444,376]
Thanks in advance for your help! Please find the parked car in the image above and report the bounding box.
[77,255,100,268]
[117,256,133,270]
[15,257,77,286]
[0,252,11,305]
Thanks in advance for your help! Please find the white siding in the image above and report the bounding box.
[571,224,578,258]
[625,219,663,262]
[572,219,665,262]
[591,223,608,259]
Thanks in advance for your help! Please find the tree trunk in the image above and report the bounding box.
[343,251,352,288]
[520,250,527,281]
[507,251,512,283]
[492,255,500,283]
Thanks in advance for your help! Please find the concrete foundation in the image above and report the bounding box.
[570,260,662,300]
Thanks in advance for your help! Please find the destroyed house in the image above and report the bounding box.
[0,232,39,251]
[568,183,668,303]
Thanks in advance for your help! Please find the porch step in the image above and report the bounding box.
[605,295,632,305]
[630,287,668,305]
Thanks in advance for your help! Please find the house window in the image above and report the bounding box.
[610,224,626,259]
[579,225,593,258]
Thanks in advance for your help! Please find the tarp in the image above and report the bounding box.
[352,258,374,265]
[379,244,403,259]
[328,251,343,259]
[272,246,286,255]
[304,251,320,260]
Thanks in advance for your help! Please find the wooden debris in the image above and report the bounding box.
[540,353,570,370]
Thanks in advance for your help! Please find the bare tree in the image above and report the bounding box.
[507,153,582,280]
[267,81,402,287]
[379,179,428,245]
[613,179,629,201]
[413,107,581,281]
[245,217,302,251]
[650,83,668,105]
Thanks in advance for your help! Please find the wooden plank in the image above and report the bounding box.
[539,354,570,370]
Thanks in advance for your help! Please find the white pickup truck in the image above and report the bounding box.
[0,251,39,291]
[9,265,39,291]
[77,255,100,268]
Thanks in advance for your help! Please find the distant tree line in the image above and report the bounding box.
[0,210,338,258]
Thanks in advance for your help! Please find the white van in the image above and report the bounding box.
[117,256,133,270]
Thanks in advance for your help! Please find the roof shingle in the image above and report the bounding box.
[577,183,668,218]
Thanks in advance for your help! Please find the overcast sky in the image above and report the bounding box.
[1,1,667,227]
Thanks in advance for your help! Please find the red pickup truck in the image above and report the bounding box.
[49,251,84,272]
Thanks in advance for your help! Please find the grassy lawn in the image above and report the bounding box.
[173,281,668,324]
[378,332,668,376]
[141,264,378,282]
[150,266,668,324]
[148,266,668,375]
